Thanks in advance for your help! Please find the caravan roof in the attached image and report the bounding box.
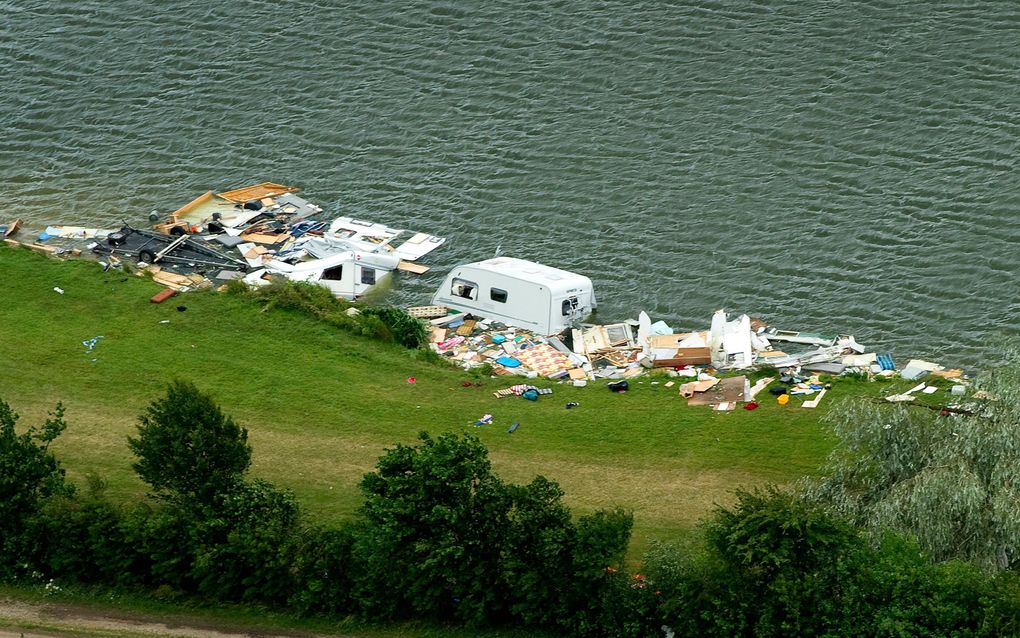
[458,257,589,292]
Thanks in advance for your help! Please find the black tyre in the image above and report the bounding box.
[107,231,126,246]
[137,249,156,264]
[169,225,186,236]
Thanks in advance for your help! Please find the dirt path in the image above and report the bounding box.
[0,598,349,638]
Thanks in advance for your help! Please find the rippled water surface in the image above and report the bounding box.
[2,1,1018,367]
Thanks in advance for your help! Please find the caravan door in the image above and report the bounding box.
[557,289,591,329]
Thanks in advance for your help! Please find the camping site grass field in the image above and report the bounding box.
[0,244,947,558]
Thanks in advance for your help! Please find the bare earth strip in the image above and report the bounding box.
[0,599,346,638]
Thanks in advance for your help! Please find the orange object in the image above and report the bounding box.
[149,288,177,304]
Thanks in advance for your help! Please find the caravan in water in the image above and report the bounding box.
[431,257,596,336]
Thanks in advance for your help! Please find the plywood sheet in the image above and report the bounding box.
[217,182,297,204]
[397,260,430,274]
[686,376,748,406]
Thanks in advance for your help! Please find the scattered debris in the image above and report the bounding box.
[20,183,446,301]
[0,218,22,238]
[12,184,968,411]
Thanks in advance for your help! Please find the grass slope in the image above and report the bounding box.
[1,244,868,555]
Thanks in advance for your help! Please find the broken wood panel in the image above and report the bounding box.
[2,218,22,238]
[217,182,297,204]
[239,232,291,245]
[652,347,712,367]
[167,190,214,222]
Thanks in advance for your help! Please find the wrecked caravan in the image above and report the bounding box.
[431,257,596,335]
[265,250,400,300]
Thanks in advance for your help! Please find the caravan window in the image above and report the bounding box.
[321,265,343,281]
[451,278,478,300]
[361,267,376,285]
[561,296,579,316]
[490,288,508,303]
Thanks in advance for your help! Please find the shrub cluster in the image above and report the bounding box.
[0,385,635,635]
[3,383,1020,637]
[226,280,429,349]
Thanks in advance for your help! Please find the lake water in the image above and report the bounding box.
[2,1,1018,368]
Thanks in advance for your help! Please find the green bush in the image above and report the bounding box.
[128,380,252,509]
[228,279,430,350]
[289,524,358,616]
[0,399,73,579]
[190,479,300,604]
[30,479,143,587]
[359,306,429,349]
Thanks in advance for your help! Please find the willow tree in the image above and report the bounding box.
[805,342,1020,570]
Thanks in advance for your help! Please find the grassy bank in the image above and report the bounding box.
[0,243,926,555]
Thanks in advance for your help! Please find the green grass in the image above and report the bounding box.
[0,243,930,556]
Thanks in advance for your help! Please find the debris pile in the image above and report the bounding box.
[414,305,969,410]
[7,183,447,299]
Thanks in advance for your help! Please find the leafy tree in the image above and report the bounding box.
[647,487,869,637]
[190,479,300,604]
[805,342,1020,569]
[354,432,510,624]
[30,475,143,587]
[0,399,73,577]
[354,432,635,630]
[289,524,358,616]
[128,380,251,508]
[501,476,576,626]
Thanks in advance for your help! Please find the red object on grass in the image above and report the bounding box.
[150,288,177,304]
[744,401,759,411]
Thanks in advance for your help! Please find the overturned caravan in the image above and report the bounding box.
[431,257,597,336]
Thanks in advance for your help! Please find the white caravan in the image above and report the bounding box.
[431,257,597,335]
[265,250,401,300]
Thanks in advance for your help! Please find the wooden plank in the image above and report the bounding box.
[28,243,57,255]
[397,260,430,275]
[802,389,827,408]
[152,271,193,286]
[430,312,467,326]
[154,233,190,262]
[652,347,712,367]
[239,232,290,244]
